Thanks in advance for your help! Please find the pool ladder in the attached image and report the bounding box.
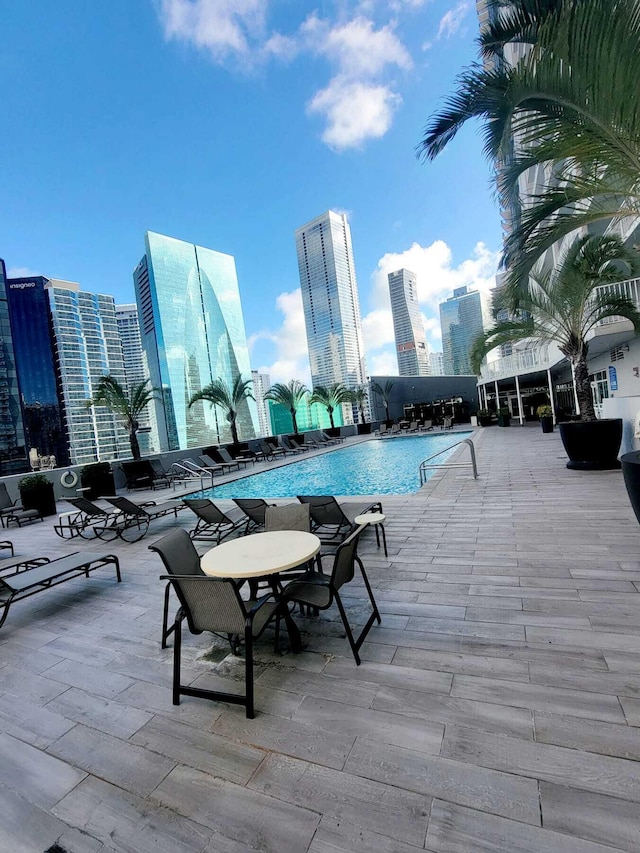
[418,437,478,485]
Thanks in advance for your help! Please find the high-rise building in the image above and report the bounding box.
[388,269,430,376]
[48,281,130,464]
[0,261,28,473]
[430,351,444,376]
[251,370,271,437]
[439,286,492,375]
[116,303,154,454]
[5,275,70,466]
[133,231,257,451]
[295,210,367,423]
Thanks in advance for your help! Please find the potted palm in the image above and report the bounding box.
[471,234,640,469]
[18,473,56,517]
[477,409,493,427]
[497,407,511,428]
[537,405,554,434]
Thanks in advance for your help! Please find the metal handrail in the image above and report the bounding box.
[419,438,478,485]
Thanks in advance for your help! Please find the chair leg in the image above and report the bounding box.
[357,556,381,625]
[245,627,254,719]
[334,592,361,665]
[173,615,182,705]
[162,582,171,648]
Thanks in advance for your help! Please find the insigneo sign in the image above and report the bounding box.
[9,282,36,289]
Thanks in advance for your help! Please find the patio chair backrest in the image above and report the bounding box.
[66,497,109,517]
[233,498,271,527]
[0,483,14,511]
[297,495,347,528]
[265,503,310,533]
[183,498,229,525]
[149,459,168,476]
[106,496,149,517]
[216,447,234,464]
[330,528,361,590]
[181,458,205,473]
[149,529,244,635]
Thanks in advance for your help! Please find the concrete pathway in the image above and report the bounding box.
[1,424,639,852]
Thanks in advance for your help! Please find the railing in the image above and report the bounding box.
[592,277,640,327]
[418,437,478,485]
[479,344,552,381]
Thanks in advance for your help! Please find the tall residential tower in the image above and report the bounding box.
[388,269,430,376]
[295,210,367,423]
[133,231,257,451]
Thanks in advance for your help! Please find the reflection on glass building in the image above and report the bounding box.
[0,260,28,473]
[5,275,70,467]
[439,286,492,375]
[133,232,257,451]
[295,210,368,424]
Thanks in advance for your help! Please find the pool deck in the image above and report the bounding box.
[1,424,640,851]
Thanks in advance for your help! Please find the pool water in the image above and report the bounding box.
[192,433,472,499]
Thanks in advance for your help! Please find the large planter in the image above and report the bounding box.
[357,423,372,435]
[621,452,640,524]
[80,463,115,500]
[558,419,623,470]
[497,414,511,428]
[19,480,57,517]
[540,416,554,434]
[478,415,493,427]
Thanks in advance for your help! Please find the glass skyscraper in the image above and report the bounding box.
[388,268,430,376]
[295,210,367,423]
[133,231,257,451]
[0,260,28,473]
[439,286,492,375]
[116,303,154,454]
[5,275,70,466]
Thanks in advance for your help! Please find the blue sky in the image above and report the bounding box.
[1,0,502,385]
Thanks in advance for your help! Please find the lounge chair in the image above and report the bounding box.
[390,424,401,435]
[281,435,308,454]
[122,460,169,491]
[199,451,243,474]
[100,496,185,542]
[320,430,345,444]
[54,496,120,540]
[282,528,380,664]
[232,498,275,534]
[408,421,419,433]
[259,440,286,461]
[212,447,254,468]
[442,416,454,430]
[168,460,216,487]
[0,483,22,528]
[183,498,245,543]
[297,495,383,547]
[150,528,284,718]
[420,420,434,432]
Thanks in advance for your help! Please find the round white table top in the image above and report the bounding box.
[354,512,385,526]
[200,530,321,579]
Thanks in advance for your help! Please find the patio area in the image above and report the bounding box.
[1,424,640,852]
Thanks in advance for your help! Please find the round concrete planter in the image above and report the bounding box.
[621,451,640,524]
[558,419,623,470]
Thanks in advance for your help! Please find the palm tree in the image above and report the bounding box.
[347,386,368,424]
[309,383,351,429]
[371,380,394,423]
[419,0,640,303]
[264,380,308,434]
[188,376,254,445]
[87,376,159,460]
[470,235,640,420]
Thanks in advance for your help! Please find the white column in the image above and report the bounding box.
[494,381,500,410]
[547,369,556,423]
[571,363,581,416]
[515,374,524,425]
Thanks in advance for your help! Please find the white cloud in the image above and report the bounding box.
[369,349,399,375]
[249,288,311,385]
[158,0,266,62]
[6,266,40,278]
[316,17,411,79]
[437,1,472,40]
[308,79,401,150]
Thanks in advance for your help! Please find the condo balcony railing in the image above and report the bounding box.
[479,276,640,382]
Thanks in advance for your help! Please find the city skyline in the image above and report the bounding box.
[1,2,502,390]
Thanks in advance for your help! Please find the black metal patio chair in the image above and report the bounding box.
[0,483,22,528]
[297,495,383,547]
[183,498,245,543]
[232,498,276,534]
[150,528,283,718]
[54,496,120,540]
[282,527,380,664]
[100,496,185,542]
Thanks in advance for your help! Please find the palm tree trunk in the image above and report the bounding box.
[230,418,239,445]
[291,409,299,434]
[328,407,335,429]
[129,429,141,460]
[573,355,597,421]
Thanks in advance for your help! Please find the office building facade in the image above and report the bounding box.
[0,261,28,473]
[5,275,70,466]
[251,370,271,437]
[295,211,367,423]
[430,351,444,376]
[116,303,154,454]
[134,231,257,451]
[48,281,130,464]
[388,268,430,376]
[440,286,492,375]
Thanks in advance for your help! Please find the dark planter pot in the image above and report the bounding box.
[357,423,371,435]
[478,416,493,427]
[558,419,623,470]
[325,427,341,438]
[497,414,511,428]
[621,452,640,525]
[80,465,115,500]
[20,482,57,517]
[540,417,554,434]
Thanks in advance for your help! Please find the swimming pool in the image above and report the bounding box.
[191,433,472,499]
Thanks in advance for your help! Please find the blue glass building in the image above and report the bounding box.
[133,232,257,450]
[0,261,28,473]
[439,286,492,375]
[5,275,70,466]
